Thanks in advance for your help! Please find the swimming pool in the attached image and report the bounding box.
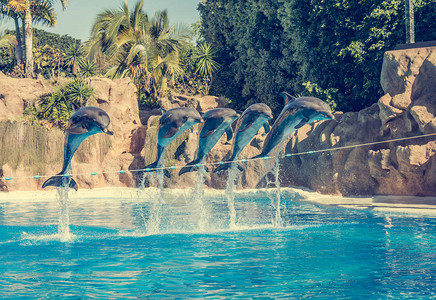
[0,188,435,298]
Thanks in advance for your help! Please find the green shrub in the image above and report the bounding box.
[36,79,94,128]
[301,82,339,112]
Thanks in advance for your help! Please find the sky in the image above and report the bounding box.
[1,0,201,41]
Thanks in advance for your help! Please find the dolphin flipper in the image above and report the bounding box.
[179,161,210,176]
[42,175,78,191]
[295,117,309,129]
[163,126,179,138]
[200,128,215,138]
[214,162,244,173]
[66,125,88,134]
[263,122,270,134]
[225,127,233,141]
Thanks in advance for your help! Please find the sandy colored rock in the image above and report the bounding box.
[1,47,436,197]
[279,46,436,196]
[196,95,228,113]
[0,76,48,121]
[410,105,435,132]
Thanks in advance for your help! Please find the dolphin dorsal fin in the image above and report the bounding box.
[280,92,297,105]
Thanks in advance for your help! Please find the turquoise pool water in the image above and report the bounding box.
[0,189,435,298]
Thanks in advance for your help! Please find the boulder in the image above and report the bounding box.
[278,46,436,196]
[0,76,48,121]
[196,95,228,113]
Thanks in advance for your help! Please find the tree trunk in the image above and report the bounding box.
[405,0,415,43]
[21,18,25,55]
[13,16,23,64]
[24,5,34,78]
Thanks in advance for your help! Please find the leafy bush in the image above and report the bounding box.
[138,94,160,109]
[33,44,65,79]
[199,0,436,113]
[79,60,97,78]
[301,82,339,112]
[36,79,94,128]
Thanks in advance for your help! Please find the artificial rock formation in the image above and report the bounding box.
[0,76,141,191]
[279,46,436,196]
[0,71,49,121]
[0,46,435,196]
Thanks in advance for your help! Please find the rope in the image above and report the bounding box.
[1,132,435,181]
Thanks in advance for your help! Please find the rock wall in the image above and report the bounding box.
[279,46,436,196]
[0,76,141,191]
[0,46,435,196]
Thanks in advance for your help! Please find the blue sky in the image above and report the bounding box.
[1,0,201,41]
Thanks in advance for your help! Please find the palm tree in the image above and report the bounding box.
[0,0,24,64]
[6,0,67,78]
[79,60,97,78]
[64,43,85,75]
[193,42,219,94]
[88,0,187,99]
[0,29,16,49]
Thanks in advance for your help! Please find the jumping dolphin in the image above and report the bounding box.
[214,103,273,172]
[42,106,113,191]
[179,108,239,175]
[253,92,335,159]
[141,107,203,178]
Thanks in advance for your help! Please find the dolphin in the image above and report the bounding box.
[42,106,113,191]
[214,103,273,172]
[179,108,239,175]
[141,107,203,178]
[253,92,335,159]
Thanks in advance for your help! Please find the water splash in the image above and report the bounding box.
[146,164,165,235]
[56,177,75,242]
[271,156,283,227]
[191,166,210,231]
[225,164,239,229]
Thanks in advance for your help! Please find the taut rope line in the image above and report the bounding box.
[1,132,435,181]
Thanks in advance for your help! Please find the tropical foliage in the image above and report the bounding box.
[199,0,436,112]
[79,60,97,78]
[64,43,85,75]
[0,29,16,73]
[87,0,192,107]
[33,28,81,52]
[34,79,94,128]
[1,0,67,77]
[33,44,64,78]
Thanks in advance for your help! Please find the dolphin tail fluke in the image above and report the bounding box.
[251,152,265,160]
[214,162,244,173]
[179,161,197,176]
[42,175,78,191]
[214,162,230,173]
[138,161,171,178]
[179,161,210,176]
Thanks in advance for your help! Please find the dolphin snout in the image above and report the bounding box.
[104,129,114,135]
[97,123,114,135]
